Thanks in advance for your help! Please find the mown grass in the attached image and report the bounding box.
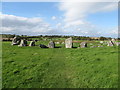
[2,41,118,88]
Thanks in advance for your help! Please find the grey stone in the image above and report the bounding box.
[111,38,116,42]
[29,41,35,46]
[11,36,20,45]
[107,41,114,46]
[65,37,73,48]
[18,39,27,47]
[111,39,116,44]
[80,42,87,48]
[48,41,55,48]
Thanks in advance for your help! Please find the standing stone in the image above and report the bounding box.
[80,42,87,48]
[111,38,116,42]
[107,41,114,46]
[111,38,116,44]
[11,36,20,45]
[29,41,35,46]
[48,41,55,48]
[18,39,27,47]
[65,37,73,48]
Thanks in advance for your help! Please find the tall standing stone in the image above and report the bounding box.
[29,41,35,46]
[18,39,27,47]
[111,38,116,44]
[11,36,20,45]
[65,37,73,48]
[80,42,87,48]
[111,38,115,42]
[107,41,114,46]
[48,41,55,48]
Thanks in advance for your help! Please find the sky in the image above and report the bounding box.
[1,1,119,38]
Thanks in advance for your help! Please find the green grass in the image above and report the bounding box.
[2,41,118,88]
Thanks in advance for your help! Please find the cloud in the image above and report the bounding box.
[51,16,57,20]
[107,27,118,37]
[59,1,117,24]
[1,13,68,35]
[1,13,54,35]
[58,1,118,37]
[1,12,118,37]
[56,23,62,27]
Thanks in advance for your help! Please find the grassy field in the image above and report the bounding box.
[2,41,118,88]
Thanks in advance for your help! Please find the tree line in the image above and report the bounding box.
[1,34,119,41]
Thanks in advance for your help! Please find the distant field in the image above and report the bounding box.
[2,41,118,88]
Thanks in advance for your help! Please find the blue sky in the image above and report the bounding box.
[87,10,118,28]
[2,2,60,17]
[1,2,118,37]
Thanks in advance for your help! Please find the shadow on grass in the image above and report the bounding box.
[72,47,78,48]
[55,46,62,48]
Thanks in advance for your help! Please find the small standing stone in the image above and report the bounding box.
[18,39,27,47]
[48,41,55,48]
[65,37,73,48]
[80,42,87,48]
[29,41,35,46]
